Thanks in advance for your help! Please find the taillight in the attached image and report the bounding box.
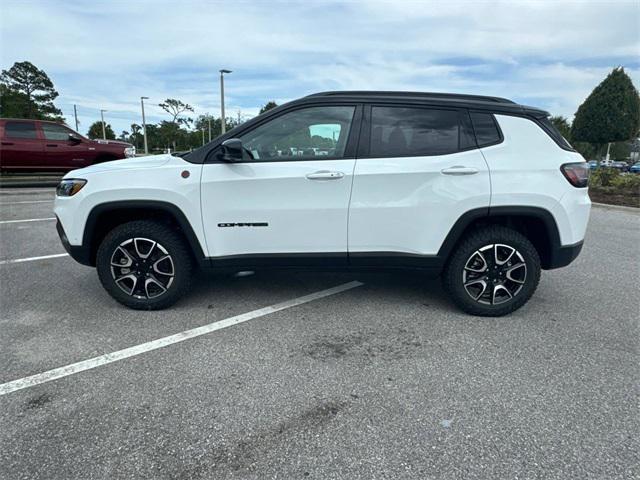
[560,163,589,188]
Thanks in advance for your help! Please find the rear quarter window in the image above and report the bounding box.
[537,116,574,151]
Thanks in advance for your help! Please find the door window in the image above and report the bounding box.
[370,107,474,157]
[239,106,356,161]
[42,123,75,141]
[4,121,37,139]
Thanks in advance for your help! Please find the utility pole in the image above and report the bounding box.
[202,128,205,146]
[219,69,232,134]
[100,109,107,139]
[73,104,79,131]
[208,116,211,142]
[141,96,149,155]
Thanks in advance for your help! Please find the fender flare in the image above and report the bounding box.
[437,206,562,268]
[82,200,207,267]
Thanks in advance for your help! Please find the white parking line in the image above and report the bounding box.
[0,217,56,224]
[0,200,54,205]
[0,253,69,265]
[0,280,364,396]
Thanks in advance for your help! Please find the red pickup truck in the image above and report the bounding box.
[0,118,135,172]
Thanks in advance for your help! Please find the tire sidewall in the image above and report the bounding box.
[96,221,192,310]
[444,227,541,316]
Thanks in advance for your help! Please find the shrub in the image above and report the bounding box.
[589,168,619,187]
[611,173,640,192]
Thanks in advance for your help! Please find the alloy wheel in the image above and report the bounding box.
[462,244,527,305]
[110,237,175,299]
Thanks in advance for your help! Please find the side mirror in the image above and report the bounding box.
[219,138,243,162]
[68,133,82,144]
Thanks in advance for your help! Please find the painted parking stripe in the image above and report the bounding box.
[0,200,54,205]
[0,253,69,265]
[0,280,364,396]
[0,217,56,224]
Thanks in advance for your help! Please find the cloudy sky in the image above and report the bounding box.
[2,0,639,135]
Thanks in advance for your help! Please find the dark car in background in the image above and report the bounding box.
[610,161,630,172]
[0,118,135,172]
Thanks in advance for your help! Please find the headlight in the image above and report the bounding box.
[124,147,136,158]
[56,178,87,197]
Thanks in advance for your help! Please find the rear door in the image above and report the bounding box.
[200,104,360,264]
[0,120,43,170]
[348,105,490,264]
[41,122,93,170]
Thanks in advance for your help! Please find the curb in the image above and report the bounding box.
[592,202,639,213]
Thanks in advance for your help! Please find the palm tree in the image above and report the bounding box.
[130,123,141,149]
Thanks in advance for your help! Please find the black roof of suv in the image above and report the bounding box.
[301,90,545,116]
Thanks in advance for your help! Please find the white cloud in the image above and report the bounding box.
[1,0,638,133]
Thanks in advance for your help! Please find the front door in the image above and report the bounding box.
[40,122,94,170]
[200,104,359,266]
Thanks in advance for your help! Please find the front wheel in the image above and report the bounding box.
[443,226,541,316]
[96,221,193,310]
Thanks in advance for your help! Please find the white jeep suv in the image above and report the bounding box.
[54,91,590,316]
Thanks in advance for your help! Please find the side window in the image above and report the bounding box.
[4,121,37,139]
[470,112,501,146]
[369,107,467,157]
[239,106,355,161]
[42,123,74,141]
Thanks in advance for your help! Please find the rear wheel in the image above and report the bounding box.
[443,226,541,316]
[96,221,193,310]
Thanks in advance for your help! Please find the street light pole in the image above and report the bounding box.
[140,96,149,155]
[208,116,211,142]
[219,69,232,134]
[100,109,107,139]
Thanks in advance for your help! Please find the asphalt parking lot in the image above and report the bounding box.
[0,188,638,480]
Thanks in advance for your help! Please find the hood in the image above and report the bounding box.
[66,154,174,176]
[90,139,133,147]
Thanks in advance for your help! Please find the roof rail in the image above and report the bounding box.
[305,90,515,104]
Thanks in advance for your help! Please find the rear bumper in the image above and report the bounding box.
[56,218,93,266]
[545,240,583,270]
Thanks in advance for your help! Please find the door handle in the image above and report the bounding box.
[441,166,478,175]
[46,144,58,147]
[306,170,345,180]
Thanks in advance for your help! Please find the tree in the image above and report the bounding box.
[193,114,236,141]
[0,84,30,118]
[87,121,115,140]
[159,98,194,126]
[259,101,278,115]
[571,67,640,148]
[130,123,141,149]
[0,61,63,119]
[550,116,572,142]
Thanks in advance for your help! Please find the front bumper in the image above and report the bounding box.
[56,218,93,266]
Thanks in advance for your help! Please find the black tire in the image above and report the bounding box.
[443,226,541,317]
[96,220,193,310]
